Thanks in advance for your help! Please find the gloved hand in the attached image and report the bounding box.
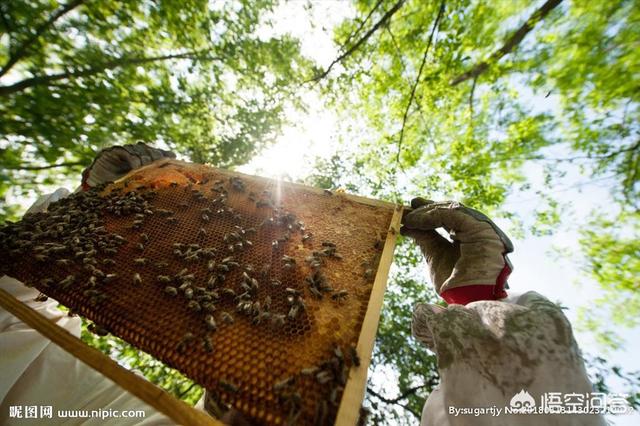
[400,198,513,305]
[81,142,175,189]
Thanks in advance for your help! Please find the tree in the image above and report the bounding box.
[0,0,312,220]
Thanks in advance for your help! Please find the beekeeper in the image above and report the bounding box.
[1,143,606,425]
[401,198,606,425]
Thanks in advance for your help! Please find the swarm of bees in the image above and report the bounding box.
[0,171,383,426]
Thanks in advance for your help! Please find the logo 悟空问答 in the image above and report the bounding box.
[510,390,536,413]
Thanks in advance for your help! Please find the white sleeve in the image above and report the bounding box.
[0,276,174,425]
[414,291,607,426]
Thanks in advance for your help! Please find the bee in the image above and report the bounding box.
[164,286,177,296]
[157,275,171,283]
[203,336,214,353]
[285,288,301,297]
[222,288,235,297]
[59,275,75,289]
[140,233,149,243]
[202,213,210,222]
[176,332,195,353]
[178,201,189,208]
[282,255,296,270]
[134,258,147,265]
[35,254,48,262]
[167,217,178,224]
[88,323,109,337]
[273,376,295,392]
[206,275,218,288]
[349,345,360,367]
[40,278,54,288]
[314,400,328,425]
[137,243,145,251]
[170,181,178,188]
[102,258,116,266]
[309,286,323,299]
[187,300,201,312]
[288,305,299,320]
[329,387,343,406]
[220,379,239,393]
[35,293,49,302]
[56,259,71,266]
[302,233,312,242]
[184,287,194,300]
[199,301,215,312]
[316,370,333,384]
[157,209,174,217]
[132,220,143,229]
[103,273,118,283]
[204,314,217,331]
[331,290,348,301]
[220,311,234,324]
[155,261,168,269]
[271,279,282,287]
[301,367,319,376]
[133,273,142,285]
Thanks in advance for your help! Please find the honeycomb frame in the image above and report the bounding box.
[0,159,401,425]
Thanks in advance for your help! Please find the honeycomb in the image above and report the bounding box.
[0,160,395,425]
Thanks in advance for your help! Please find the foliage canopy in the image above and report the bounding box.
[0,0,311,218]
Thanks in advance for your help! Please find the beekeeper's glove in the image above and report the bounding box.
[401,198,513,305]
[81,142,175,189]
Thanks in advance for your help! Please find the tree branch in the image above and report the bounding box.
[307,0,406,83]
[469,76,478,115]
[177,382,197,399]
[450,0,563,86]
[5,161,85,171]
[366,386,424,418]
[0,50,220,97]
[337,0,385,55]
[0,0,86,79]
[395,0,446,164]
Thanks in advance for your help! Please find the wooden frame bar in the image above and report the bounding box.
[0,288,222,426]
[335,205,403,425]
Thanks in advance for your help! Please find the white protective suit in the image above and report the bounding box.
[413,292,607,425]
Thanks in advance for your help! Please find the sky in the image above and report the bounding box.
[239,1,640,424]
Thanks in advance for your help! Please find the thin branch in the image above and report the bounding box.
[337,0,385,55]
[5,161,85,171]
[494,139,640,164]
[0,50,220,97]
[469,76,478,115]
[177,382,197,399]
[395,0,446,164]
[307,0,406,83]
[450,0,563,86]
[366,386,424,418]
[0,0,86,78]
